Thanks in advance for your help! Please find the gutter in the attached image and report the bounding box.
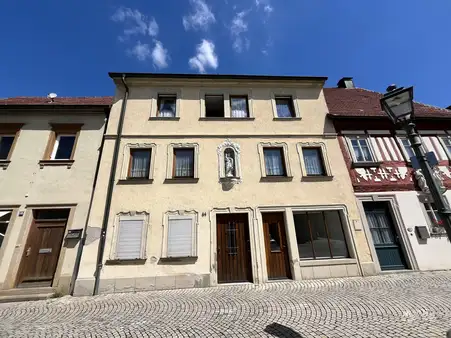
[92,75,129,295]
[69,107,110,296]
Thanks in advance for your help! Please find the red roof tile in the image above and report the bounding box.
[0,96,113,106]
[324,88,451,118]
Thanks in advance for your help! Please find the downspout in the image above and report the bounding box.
[92,75,129,295]
[69,107,110,296]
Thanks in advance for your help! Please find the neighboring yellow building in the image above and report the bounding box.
[0,96,110,299]
[74,73,376,296]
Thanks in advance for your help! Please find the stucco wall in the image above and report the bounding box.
[76,80,373,294]
[0,112,106,292]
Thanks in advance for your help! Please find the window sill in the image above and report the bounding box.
[299,258,356,267]
[199,117,255,121]
[0,160,11,169]
[148,116,180,121]
[273,117,301,121]
[260,176,293,182]
[105,258,146,265]
[301,175,334,182]
[164,178,199,184]
[351,161,382,168]
[159,256,198,264]
[117,178,153,185]
[39,160,74,169]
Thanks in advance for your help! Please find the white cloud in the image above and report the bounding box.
[152,41,169,69]
[230,11,250,53]
[183,0,216,31]
[111,7,159,39]
[188,39,218,73]
[128,41,152,61]
[255,0,273,14]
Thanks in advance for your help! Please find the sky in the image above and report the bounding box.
[1,0,450,108]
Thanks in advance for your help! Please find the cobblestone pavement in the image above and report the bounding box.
[1,271,451,338]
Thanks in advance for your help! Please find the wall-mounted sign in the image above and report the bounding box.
[65,229,83,240]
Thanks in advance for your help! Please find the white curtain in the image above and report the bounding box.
[264,149,284,176]
[275,100,293,118]
[130,151,150,178]
[231,98,248,118]
[159,99,176,117]
[303,148,323,175]
[175,150,194,177]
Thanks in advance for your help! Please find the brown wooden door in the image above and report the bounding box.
[262,212,291,280]
[16,219,67,287]
[217,213,252,283]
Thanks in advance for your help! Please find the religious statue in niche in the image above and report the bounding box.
[224,148,236,177]
[414,169,429,194]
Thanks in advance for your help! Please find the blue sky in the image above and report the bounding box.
[1,0,450,108]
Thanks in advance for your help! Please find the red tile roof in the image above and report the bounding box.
[0,96,113,106]
[324,87,451,118]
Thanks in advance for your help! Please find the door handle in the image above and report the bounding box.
[25,247,31,257]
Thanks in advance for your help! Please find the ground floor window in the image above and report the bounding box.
[293,210,349,260]
[0,210,12,248]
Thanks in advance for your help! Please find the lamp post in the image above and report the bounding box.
[380,86,451,242]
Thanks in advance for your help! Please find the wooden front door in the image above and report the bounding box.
[364,202,408,271]
[217,213,252,283]
[16,210,69,287]
[262,212,291,280]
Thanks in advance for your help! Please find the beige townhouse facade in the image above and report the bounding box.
[74,73,376,296]
[0,96,110,298]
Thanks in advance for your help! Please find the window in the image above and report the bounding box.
[128,149,151,179]
[51,135,76,160]
[205,95,224,118]
[230,96,249,118]
[114,213,148,260]
[348,136,375,162]
[302,148,325,176]
[43,124,82,162]
[275,97,295,118]
[173,148,195,178]
[293,210,349,260]
[264,148,286,176]
[441,137,451,156]
[0,135,15,160]
[0,210,12,249]
[399,137,415,161]
[157,95,177,117]
[166,215,197,258]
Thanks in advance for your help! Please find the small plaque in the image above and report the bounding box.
[39,248,52,254]
[65,229,83,240]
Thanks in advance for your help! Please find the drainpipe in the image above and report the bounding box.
[69,108,110,296]
[92,75,129,295]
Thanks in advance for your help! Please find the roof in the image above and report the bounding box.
[324,87,451,119]
[0,96,113,106]
[109,72,328,83]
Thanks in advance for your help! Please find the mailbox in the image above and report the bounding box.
[415,226,430,240]
[65,229,83,240]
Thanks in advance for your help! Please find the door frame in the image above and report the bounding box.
[209,207,258,287]
[8,205,75,290]
[356,194,418,273]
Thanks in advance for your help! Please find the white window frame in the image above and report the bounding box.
[50,134,76,160]
[110,211,149,260]
[296,142,333,177]
[396,136,415,162]
[271,90,301,119]
[162,210,198,258]
[199,89,254,119]
[120,143,157,180]
[438,135,451,161]
[345,135,377,163]
[166,143,200,180]
[257,142,292,178]
[217,139,242,182]
[149,88,181,119]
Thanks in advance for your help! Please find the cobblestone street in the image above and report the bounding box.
[1,271,451,337]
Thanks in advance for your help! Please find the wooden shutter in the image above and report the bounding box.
[116,218,144,260]
[167,217,194,257]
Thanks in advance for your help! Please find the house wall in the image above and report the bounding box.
[75,80,375,295]
[0,111,106,293]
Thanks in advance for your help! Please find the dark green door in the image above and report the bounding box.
[364,203,408,271]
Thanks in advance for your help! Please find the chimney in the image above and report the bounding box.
[337,77,355,89]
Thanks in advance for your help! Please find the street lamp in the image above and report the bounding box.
[380,85,451,242]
